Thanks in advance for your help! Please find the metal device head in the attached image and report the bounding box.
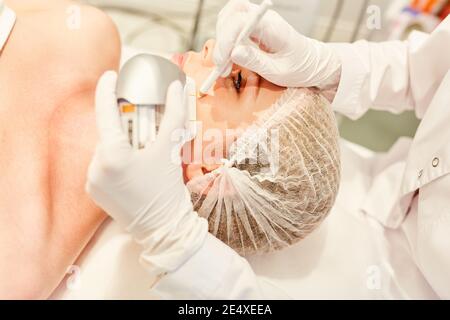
[117,53,187,105]
[116,54,197,149]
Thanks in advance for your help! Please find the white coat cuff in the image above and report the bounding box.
[151,234,238,299]
[330,42,369,120]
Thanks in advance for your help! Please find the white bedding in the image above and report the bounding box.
[51,139,387,300]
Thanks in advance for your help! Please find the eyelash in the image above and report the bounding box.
[233,71,243,92]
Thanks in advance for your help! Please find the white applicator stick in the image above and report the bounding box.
[198,0,273,97]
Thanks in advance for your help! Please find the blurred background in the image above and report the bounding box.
[81,0,450,152]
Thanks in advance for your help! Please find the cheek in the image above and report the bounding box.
[181,102,233,168]
[255,80,285,108]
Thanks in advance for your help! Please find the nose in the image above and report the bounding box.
[201,39,215,66]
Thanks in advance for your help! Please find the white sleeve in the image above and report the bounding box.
[331,16,450,120]
[151,234,267,300]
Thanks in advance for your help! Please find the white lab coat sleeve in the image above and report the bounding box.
[151,234,268,300]
[331,16,450,120]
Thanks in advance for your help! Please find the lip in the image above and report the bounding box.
[171,53,187,70]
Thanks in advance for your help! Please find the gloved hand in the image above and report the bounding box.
[214,0,342,90]
[86,71,208,277]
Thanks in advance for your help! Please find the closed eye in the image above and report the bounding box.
[233,71,243,92]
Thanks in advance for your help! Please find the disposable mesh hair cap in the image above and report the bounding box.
[187,88,341,256]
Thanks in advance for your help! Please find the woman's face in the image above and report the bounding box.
[172,39,285,181]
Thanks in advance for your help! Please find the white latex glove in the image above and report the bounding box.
[214,0,342,90]
[86,71,208,277]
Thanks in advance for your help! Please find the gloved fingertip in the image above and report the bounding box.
[98,70,118,89]
[167,79,184,94]
[164,80,186,124]
[96,70,118,105]
[104,69,118,79]
[212,47,224,68]
[231,45,251,64]
[155,80,188,151]
[220,64,233,78]
[166,80,184,108]
[94,70,127,146]
[231,45,269,75]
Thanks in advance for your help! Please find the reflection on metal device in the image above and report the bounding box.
[116,54,197,150]
[118,101,165,149]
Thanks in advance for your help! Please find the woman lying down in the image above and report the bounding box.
[77,37,405,300]
[84,40,373,300]
[0,1,343,295]
[176,39,341,256]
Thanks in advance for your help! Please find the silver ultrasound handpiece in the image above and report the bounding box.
[116,54,197,150]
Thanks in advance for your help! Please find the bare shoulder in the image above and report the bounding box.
[0,1,121,299]
[64,2,122,75]
[6,0,121,93]
[49,1,122,90]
